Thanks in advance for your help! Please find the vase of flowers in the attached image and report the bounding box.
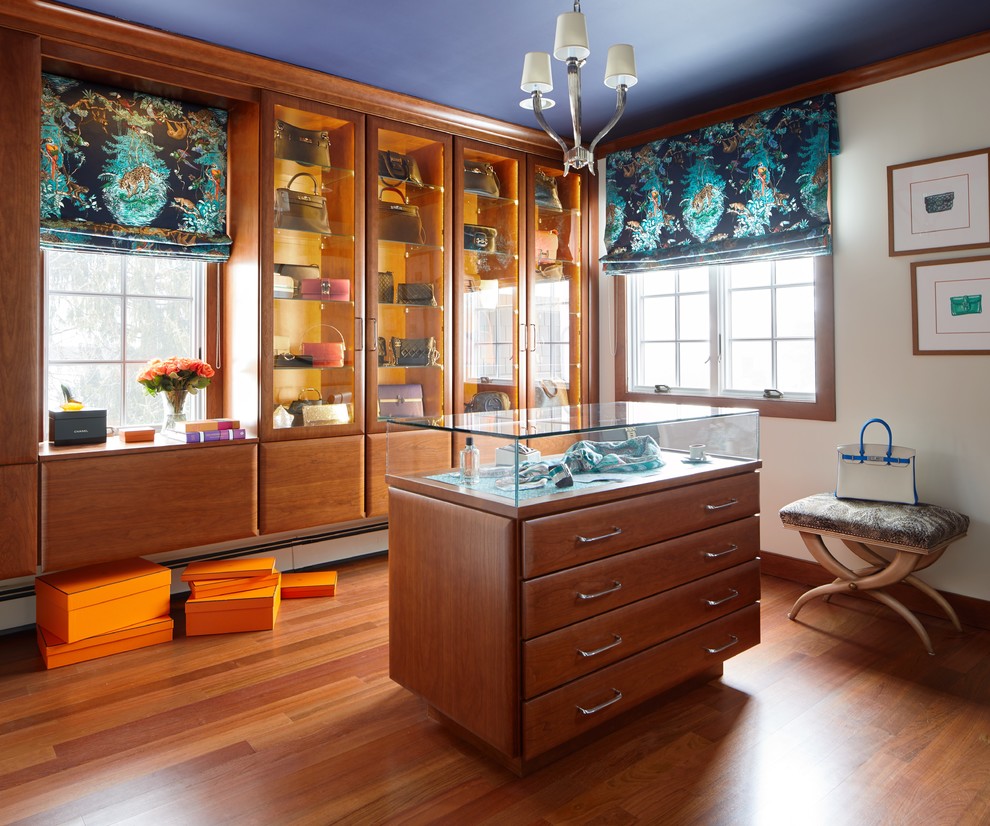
[137,357,215,431]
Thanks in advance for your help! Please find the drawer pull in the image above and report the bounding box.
[577,634,623,658]
[704,634,740,655]
[576,580,623,600]
[704,588,740,607]
[705,498,739,511]
[577,526,623,544]
[577,688,623,716]
[705,543,739,559]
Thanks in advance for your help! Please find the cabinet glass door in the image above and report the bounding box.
[529,161,584,412]
[456,141,523,415]
[369,122,449,430]
[270,102,360,434]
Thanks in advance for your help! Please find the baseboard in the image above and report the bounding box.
[760,550,990,632]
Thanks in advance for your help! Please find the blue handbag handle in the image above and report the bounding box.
[858,417,893,461]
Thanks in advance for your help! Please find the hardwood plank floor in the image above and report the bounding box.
[1,554,989,825]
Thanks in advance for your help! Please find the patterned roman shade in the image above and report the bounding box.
[602,93,839,272]
[40,73,231,260]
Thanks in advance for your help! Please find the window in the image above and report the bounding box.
[45,250,208,429]
[622,255,834,420]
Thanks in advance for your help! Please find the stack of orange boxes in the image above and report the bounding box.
[182,557,281,635]
[35,557,173,669]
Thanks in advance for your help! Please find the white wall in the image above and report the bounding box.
[600,52,990,600]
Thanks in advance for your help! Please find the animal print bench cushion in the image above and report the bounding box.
[779,492,969,551]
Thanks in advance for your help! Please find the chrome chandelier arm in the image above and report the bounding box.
[588,84,628,162]
[532,92,569,155]
[566,58,583,153]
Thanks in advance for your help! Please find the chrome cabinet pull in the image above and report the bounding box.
[705,498,739,511]
[577,526,623,544]
[704,588,740,607]
[577,688,623,716]
[705,543,738,559]
[576,580,622,600]
[577,634,623,658]
[705,634,740,655]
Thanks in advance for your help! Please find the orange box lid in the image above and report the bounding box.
[185,579,280,613]
[35,558,171,611]
[281,571,337,596]
[37,615,173,668]
[189,571,280,599]
[181,557,276,582]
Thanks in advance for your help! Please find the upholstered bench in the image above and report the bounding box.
[779,493,969,654]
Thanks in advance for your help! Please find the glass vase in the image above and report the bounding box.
[160,389,189,431]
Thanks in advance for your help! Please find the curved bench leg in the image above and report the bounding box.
[864,590,934,655]
[902,575,962,631]
[789,581,854,620]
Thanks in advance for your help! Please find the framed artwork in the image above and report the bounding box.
[911,256,990,354]
[888,148,990,256]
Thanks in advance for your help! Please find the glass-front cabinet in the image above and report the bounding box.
[265,97,363,439]
[527,159,586,413]
[455,139,525,416]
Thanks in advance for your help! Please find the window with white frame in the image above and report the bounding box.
[625,255,833,418]
[45,250,208,429]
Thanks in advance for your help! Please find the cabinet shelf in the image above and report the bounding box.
[378,238,443,253]
[275,158,356,186]
[274,227,355,242]
[274,296,354,305]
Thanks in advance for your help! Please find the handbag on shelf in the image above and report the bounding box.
[300,324,346,367]
[273,334,291,356]
[836,418,918,505]
[536,229,560,262]
[274,173,332,235]
[536,262,565,281]
[378,187,426,245]
[274,353,315,369]
[378,150,423,185]
[535,378,569,409]
[287,387,322,427]
[302,402,351,426]
[274,120,332,168]
[273,274,295,298]
[299,278,350,300]
[465,390,511,413]
[396,282,437,306]
[535,169,563,211]
[378,271,395,304]
[378,383,425,418]
[464,224,498,253]
[464,162,500,197]
[377,336,390,367]
[391,336,438,367]
[276,263,320,284]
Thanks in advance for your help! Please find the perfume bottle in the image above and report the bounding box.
[460,436,480,485]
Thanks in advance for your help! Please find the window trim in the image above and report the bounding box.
[613,256,835,421]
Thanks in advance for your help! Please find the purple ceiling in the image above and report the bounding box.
[53,0,990,141]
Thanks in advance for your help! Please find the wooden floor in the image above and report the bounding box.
[2,554,989,826]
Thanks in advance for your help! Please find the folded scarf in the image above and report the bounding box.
[563,435,663,474]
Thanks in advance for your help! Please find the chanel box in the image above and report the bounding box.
[48,408,107,446]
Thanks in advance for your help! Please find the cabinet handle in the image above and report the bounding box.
[576,688,623,716]
[370,318,379,348]
[705,498,739,511]
[355,317,364,351]
[704,588,739,607]
[577,526,623,544]
[528,323,537,353]
[704,634,740,655]
[520,322,527,354]
[576,580,622,600]
[705,544,739,559]
[577,634,623,658]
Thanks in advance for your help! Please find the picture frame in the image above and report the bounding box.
[888,148,990,256]
[911,256,990,354]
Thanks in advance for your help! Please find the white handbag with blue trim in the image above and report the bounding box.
[835,418,918,504]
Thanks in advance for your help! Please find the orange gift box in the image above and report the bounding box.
[185,578,281,636]
[181,556,276,582]
[37,615,174,669]
[281,571,338,598]
[189,571,281,599]
[35,558,171,644]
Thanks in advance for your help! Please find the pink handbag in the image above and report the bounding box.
[300,324,345,367]
[536,229,559,262]
[300,278,350,300]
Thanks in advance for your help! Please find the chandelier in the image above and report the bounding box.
[520,0,637,174]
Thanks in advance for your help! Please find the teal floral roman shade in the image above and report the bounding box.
[602,93,839,272]
[40,73,231,260]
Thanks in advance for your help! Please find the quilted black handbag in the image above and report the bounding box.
[378,187,426,244]
[274,120,331,168]
[274,173,332,234]
[378,150,423,185]
[391,336,438,367]
[378,271,395,304]
[464,162,500,197]
[396,282,437,306]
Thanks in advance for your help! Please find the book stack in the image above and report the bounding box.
[182,557,281,635]
[35,558,173,669]
[164,418,247,443]
[280,570,338,599]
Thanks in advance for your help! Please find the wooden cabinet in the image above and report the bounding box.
[388,455,761,774]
